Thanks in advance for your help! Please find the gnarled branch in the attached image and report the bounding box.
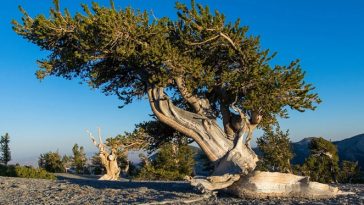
[147,86,233,162]
[174,76,211,116]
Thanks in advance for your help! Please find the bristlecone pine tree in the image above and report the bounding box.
[0,133,11,165]
[12,0,349,198]
[256,126,293,173]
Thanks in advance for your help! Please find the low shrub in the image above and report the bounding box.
[0,164,55,180]
[136,165,185,181]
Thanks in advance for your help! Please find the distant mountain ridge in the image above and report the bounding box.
[290,134,364,168]
[334,134,364,167]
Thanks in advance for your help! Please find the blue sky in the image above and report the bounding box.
[1,0,363,164]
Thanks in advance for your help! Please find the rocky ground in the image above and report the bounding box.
[0,174,363,205]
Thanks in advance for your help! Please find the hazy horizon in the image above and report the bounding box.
[11,133,364,167]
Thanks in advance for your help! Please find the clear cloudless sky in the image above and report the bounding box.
[0,0,363,165]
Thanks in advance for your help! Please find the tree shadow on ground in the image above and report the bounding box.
[56,174,198,194]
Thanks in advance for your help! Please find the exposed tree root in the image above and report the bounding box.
[187,171,355,199]
[185,174,240,193]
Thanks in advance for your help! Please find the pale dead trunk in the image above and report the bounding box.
[98,149,120,180]
[227,171,353,199]
[87,129,120,180]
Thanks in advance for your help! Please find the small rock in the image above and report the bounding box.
[11,184,27,189]
[1,181,8,186]
[138,187,149,193]
[19,184,27,189]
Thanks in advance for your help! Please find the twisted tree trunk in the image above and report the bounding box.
[98,149,120,180]
[147,86,352,198]
[87,129,120,181]
[147,87,258,174]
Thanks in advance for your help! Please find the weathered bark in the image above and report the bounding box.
[87,129,120,181]
[98,148,120,180]
[212,129,258,175]
[227,171,353,199]
[185,174,241,192]
[147,86,258,175]
[147,86,348,199]
[174,77,211,116]
[188,171,353,198]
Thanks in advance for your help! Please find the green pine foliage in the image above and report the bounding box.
[38,151,65,173]
[300,137,340,183]
[90,153,103,175]
[0,133,11,165]
[292,137,361,184]
[137,142,195,180]
[116,153,129,172]
[12,0,320,129]
[339,160,360,183]
[105,134,140,175]
[133,119,214,175]
[61,154,72,170]
[132,120,192,153]
[256,126,293,173]
[72,144,87,174]
[127,161,138,177]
